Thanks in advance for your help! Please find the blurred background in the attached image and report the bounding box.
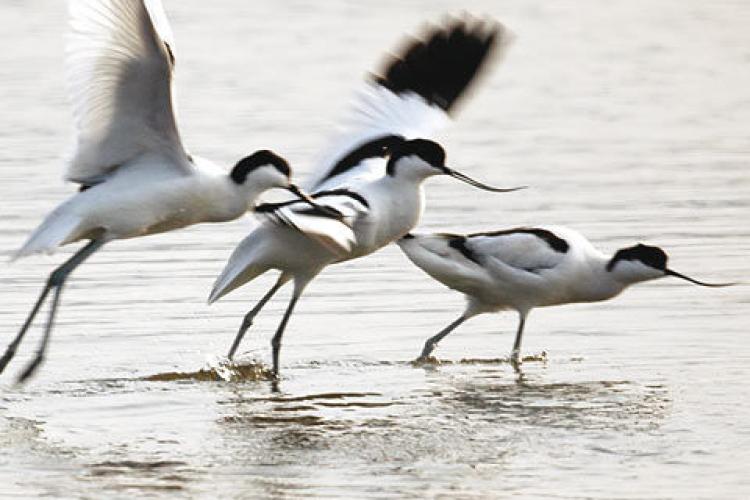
[1,1,748,498]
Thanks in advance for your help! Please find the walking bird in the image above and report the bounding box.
[398,226,734,367]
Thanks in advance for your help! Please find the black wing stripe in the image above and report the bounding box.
[447,235,481,264]
[295,205,344,219]
[313,188,370,209]
[317,135,404,185]
[255,200,298,213]
[256,189,369,223]
[469,227,570,253]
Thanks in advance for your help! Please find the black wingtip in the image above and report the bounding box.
[372,15,508,114]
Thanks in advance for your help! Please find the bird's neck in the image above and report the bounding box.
[205,176,257,222]
[599,261,634,301]
[570,255,630,303]
[379,174,426,211]
[368,176,426,243]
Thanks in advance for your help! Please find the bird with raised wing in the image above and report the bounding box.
[398,226,734,368]
[209,17,523,377]
[1,0,320,382]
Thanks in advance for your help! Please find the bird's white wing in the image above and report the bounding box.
[397,233,492,293]
[65,0,188,185]
[308,17,506,192]
[308,92,447,191]
[465,228,570,276]
[254,189,370,256]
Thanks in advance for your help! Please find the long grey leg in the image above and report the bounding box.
[227,274,288,359]
[270,286,305,378]
[418,314,469,360]
[3,239,104,381]
[510,311,528,370]
[16,284,64,382]
[0,283,52,373]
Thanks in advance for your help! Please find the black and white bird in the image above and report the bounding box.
[398,226,734,367]
[0,0,320,382]
[209,18,522,376]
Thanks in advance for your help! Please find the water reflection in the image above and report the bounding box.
[205,360,669,480]
[438,376,670,432]
[82,460,191,494]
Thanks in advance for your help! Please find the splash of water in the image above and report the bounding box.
[142,355,274,382]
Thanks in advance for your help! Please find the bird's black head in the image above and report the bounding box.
[231,150,290,184]
[606,243,668,272]
[607,242,735,288]
[386,139,446,175]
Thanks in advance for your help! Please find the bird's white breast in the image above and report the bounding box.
[350,179,424,258]
[65,159,244,241]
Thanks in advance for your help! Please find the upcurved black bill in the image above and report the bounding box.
[287,184,316,204]
[445,167,526,193]
[287,184,341,218]
[665,269,736,287]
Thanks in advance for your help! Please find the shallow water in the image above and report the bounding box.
[1,0,749,498]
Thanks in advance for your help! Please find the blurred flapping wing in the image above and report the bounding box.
[65,0,189,185]
[309,16,506,191]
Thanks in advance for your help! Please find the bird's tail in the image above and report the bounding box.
[208,231,271,304]
[11,211,82,262]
